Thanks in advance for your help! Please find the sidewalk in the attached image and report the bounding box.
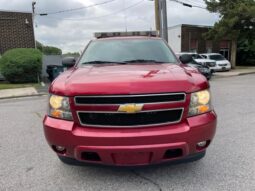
[0,87,38,99]
[0,83,49,99]
[213,66,255,78]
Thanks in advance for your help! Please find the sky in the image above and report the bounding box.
[0,0,219,53]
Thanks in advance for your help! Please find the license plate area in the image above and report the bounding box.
[112,152,152,165]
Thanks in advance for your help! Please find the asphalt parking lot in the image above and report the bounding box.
[0,75,255,191]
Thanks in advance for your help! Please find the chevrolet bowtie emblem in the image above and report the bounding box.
[118,104,144,113]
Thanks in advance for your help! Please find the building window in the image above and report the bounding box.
[206,40,212,53]
[190,39,198,52]
[220,40,230,60]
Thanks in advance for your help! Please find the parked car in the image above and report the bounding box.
[43,32,217,166]
[200,53,231,72]
[176,52,216,70]
[177,54,212,80]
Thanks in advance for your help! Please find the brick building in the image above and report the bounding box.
[168,24,232,60]
[0,11,35,55]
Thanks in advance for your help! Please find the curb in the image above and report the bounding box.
[213,71,255,78]
[238,72,255,76]
[0,93,48,100]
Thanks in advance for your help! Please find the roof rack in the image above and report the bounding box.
[94,31,158,39]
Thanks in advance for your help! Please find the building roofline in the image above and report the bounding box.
[0,10,32,14]
[168,24,213,29]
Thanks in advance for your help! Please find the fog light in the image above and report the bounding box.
[197,141,207,148]
[53,145,66,154]
[55,146,65,152]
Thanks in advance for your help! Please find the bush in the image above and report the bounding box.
[0,48,42,83]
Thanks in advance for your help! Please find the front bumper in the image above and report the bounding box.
[43,111,217,166]
[211,65,231,72]
[200,71,212,79]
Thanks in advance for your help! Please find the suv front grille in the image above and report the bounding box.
[75,93,185,105]
[219,64,227,66]
[77,108,183,127]
[208,62,216,67]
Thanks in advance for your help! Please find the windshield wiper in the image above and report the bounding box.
[123,59,166,63]
[81,61,126,65]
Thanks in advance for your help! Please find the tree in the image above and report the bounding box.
[36,41,43,52]
[42,46,62,55]
[62,52,80,57]
[35,41,62,55]
[204,0,255,68]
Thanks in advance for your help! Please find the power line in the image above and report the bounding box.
[37,0,116,16]
[39,0,145,21]
[185,0,205,7]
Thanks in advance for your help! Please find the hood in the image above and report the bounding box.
[50,63,209,96]
[194,59,215,63]
[216,60,231,64]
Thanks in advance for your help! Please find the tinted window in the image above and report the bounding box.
[79,39,177,65]
[209,54,226,61]
[192,54,204,59]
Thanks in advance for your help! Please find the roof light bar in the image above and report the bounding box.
[94,31,158,39]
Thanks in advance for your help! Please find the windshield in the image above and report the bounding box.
[209,54,226,61]
[192,54,204,59]
[78,39,178,65]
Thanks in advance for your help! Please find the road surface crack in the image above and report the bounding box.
[131,170,162,191]
[34,112,42,119]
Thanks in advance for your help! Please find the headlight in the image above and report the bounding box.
[188,89,212,116]
[48,95,73,120]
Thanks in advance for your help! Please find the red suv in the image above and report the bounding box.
[43,33,217,166]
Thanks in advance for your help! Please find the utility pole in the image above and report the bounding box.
[160,0,168,42]
[32,1,41,83]
[154,0,160,35]
[32,1,37,49]
[154,0,168,42]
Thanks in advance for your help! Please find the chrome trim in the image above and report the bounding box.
[74,93,186,106]
[76,108,184,128]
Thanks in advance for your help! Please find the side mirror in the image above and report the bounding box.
[179,54,193,64]
[62,57,76,68]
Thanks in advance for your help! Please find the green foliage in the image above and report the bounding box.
[204,0,255,40]
[237,38,255,65]
[42,46,62,55]
[0,48,42,83]
[0,83,40,90]
[36,41,44,52]
[204,0,255,65]
[36,41,62,55]
[62,52,80,57]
